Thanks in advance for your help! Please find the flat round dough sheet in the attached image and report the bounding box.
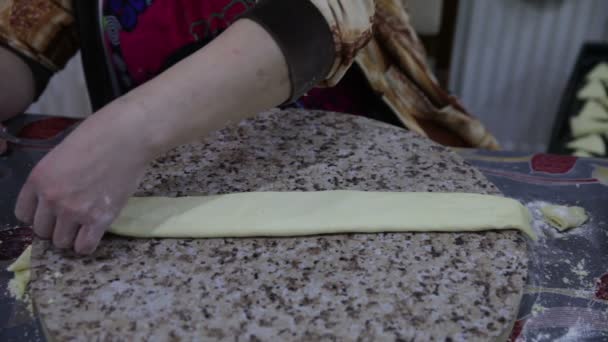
[31,109,528,341]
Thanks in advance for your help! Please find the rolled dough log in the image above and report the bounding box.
[110,191,535,239]
[540,205,588,231]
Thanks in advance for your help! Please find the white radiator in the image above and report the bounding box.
[450,0,608,151]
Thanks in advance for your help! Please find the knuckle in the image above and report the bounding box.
[87,209,115,226]
[54,236,73,249]
[59,203,87,220]
[30,177,61,206]
[39,188,61,205]
[60,203,111,226]
[28,169,47,189]
[34,226,53,239]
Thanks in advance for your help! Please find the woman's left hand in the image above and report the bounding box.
[14,103,153,255]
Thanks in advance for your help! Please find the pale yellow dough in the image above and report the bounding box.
[540,205,588,231]
[592,164,608,186]
[577,81,606,100]
[587,63,608,81]
[570,116,608,137]
[566,134,606,155]
[7,245,31,272]
[7,245,32,301]
[572,150,593,158]
[578,101,608,120]
[110,191,535,240]
[8,270,31,300]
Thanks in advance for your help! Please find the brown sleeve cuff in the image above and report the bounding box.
[243,0,335,103]
[0,43,52,101]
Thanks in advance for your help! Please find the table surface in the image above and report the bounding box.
[458,149,608,341]
[27,110,525,341]
[1,112,607,341]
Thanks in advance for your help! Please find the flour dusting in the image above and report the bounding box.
[572,260,589,279]
[525,201,557,241]
[531,304,546,317]
[553,323,594,342]
[520,201,603,341]
[525,202,592,241]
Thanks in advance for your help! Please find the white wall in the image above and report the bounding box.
[450,0,608,151]
[27,52,91,118]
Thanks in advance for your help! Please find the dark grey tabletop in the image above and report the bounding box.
[1,114,607,341]
[457,149,608,341]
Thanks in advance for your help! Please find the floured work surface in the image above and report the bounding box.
[30,109,529,341]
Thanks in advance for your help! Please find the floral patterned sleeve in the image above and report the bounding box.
[308,0,375,87]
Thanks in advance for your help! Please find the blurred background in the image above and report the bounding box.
[27,0,608,152]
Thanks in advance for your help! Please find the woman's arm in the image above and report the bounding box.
[0,46,35,121]
[113,18,290,156]
[16,0,377,255]
[15,19,290,254]
[1,0,79,154]
[0,46,36,154]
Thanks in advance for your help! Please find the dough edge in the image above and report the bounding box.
[540,205,588,231]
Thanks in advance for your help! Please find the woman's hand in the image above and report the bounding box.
[14,101,153,254]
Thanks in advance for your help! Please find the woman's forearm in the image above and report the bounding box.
[0,46,35,121]
[99,19,290,159]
